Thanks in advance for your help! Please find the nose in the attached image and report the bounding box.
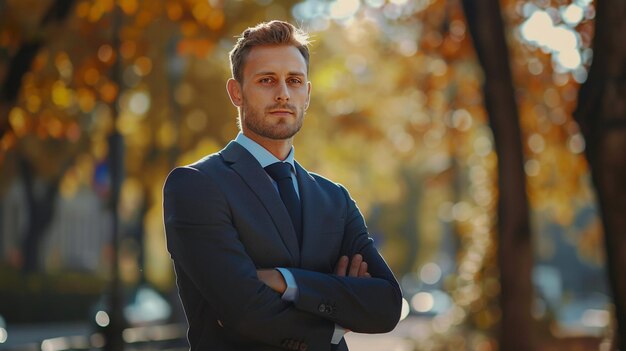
[275,82,290,102]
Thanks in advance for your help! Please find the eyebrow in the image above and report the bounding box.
[253,71,306,77]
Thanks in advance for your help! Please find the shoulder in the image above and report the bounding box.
[163,153,232,214]
[307,171,353,201]
[167,151,226,178]
[188,152,226,175]
[308,171,341,189]
[164,151,227,191]
[296,161,349,194]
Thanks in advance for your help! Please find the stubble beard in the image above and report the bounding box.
[241,98,305,140]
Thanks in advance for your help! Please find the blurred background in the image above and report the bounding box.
[1,0,624,350]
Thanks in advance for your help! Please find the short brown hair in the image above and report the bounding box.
[229,21,310,83]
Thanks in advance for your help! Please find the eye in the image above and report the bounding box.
[288,77,303,85]
[259,77,274,84]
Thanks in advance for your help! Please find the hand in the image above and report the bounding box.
[334,254,369,336]
[257,269,287,294]
[334,254,370,278]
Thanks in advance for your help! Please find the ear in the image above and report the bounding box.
[305,80,312,110]
[226,78,243,107]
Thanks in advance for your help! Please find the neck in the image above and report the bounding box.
[243,131,293,160]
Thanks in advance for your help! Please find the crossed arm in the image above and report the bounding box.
[257,253,370,339]
[257,254,371,294]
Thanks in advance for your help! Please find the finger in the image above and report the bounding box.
[358,261,368,277]
[349,254,362,277]
[364,272,371,278]
[335,256,349,276]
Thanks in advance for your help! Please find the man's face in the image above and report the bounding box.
[228,45,311,141]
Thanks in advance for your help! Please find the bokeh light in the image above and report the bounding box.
[518,2,593,73]
[95,311,110,327]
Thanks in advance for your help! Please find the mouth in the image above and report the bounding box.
[269,109,294,116]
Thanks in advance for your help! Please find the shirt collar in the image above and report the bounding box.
[234,132,296,172]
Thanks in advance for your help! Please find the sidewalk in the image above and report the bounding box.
[1,322,187,351]
[346,316,427,351]
[1,317,428,351]
[2,322,92,350]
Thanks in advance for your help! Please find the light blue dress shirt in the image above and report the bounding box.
[234,132,345,344]
[235,132,299,197]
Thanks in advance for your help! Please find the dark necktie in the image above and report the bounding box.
[264,162,302,247]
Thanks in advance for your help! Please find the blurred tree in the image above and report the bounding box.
[573,0,626,348]
[1,0,75,126]
[103,5,125,349]
[0,0,78,272]
[462,1,533,350]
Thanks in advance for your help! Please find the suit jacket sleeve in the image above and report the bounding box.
[287,185,403,333]
[164,166,335,349]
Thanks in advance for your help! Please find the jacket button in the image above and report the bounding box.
[325,305,333,314]
[318,303,326,313]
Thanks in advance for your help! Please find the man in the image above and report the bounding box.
[163,20,402,351]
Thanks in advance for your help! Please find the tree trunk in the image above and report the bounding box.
[1,1,77,273]
[18,155,62,272]
[573,1,626,348]
[103,4,127,350]
[462,1,534,350]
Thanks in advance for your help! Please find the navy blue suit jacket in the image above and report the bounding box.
[163,141,402,350]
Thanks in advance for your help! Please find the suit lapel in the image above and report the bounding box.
[220,141,300,265]
[295,161,325,270]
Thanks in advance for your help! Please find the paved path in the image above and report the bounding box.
[2,316,429,351]
[345,316,428,351]
[2,322,91,349]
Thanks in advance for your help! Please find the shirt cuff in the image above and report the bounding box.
[331,324,347,344]
[275,268,298,302]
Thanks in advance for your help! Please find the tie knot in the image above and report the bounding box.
[265,162,292,181]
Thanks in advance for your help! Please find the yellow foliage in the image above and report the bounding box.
[0,2,602,332]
